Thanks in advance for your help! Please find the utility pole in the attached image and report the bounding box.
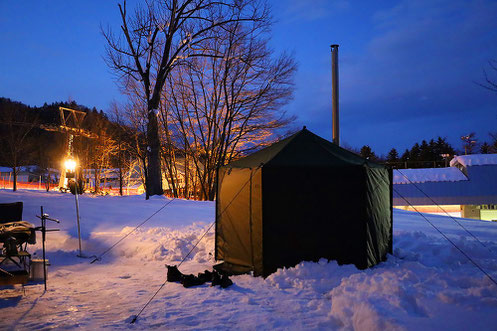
[331,44,339,145]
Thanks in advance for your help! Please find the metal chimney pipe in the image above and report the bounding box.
[330,44,339,145]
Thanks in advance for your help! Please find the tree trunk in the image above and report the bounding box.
[13,167,17,192]
[94,168,100,194]
[46,170,51,192]
[146,103,163,197]
[118,141,123,196]
[103,168,107,192]
[184,153,189,200]
[119,166,123,196]
[141,155,148,195]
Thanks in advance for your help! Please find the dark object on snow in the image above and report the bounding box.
[0,201,36,248]
[181,273,206,288]
[68,179,84,195]
[0,202,40,287]
[219,274,233,288]
[166,265,233,288]
[201,269,232,288]
[213,261,253,276]
[0,202,36,246]
[166,265,183,282]
[215,128,393,277]
[197,270,213,283]
[210,270,221,287]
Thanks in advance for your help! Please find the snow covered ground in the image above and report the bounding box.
[1,189,497,330]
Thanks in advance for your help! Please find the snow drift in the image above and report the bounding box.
[1,190,497,330]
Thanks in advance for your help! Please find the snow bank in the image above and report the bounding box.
[91,224,215,264]
[1,189,497,330]
[393,168,467,184]
[450,154,497,167]
[265,226,497,331]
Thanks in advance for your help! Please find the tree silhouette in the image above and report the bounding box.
[360,145,377,160]
[480,142,491,154]
[103,0,270,198]
[387,148,399,163]
[461,133,478,155]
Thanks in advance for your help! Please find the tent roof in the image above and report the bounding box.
[227,127,384,168]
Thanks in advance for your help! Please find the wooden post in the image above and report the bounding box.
[41,206,47,292]
[331,44,340,145]
[74,181,83,257]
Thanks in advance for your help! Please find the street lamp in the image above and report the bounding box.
[64,158,76,175]
[63,157,84,257]
[440,153,451,167]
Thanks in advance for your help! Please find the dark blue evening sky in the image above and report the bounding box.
[1,0,496,154]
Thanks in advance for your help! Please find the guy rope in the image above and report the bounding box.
[129,163,263,324]
[391,177,497,287]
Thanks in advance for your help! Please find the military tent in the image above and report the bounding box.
[215,128,392,277]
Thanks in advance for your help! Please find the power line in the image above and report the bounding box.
[396,169,492,251]
[130,164,263,324]
[129,220,217,324]
[131,166,497,325]
[393,187,497,287]
[90,198,176,264]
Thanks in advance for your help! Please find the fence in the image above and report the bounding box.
[0,173,143,196]
[93,186,144,196]
[0,175,58,191]
[382,160,449,169]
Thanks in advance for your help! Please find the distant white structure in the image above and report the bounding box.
[393,154,497,221]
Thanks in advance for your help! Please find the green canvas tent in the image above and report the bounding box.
[215,128,393,277]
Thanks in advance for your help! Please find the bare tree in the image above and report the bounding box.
[479,59,497,93]
[461,132,478,155]
[162,20,296,200]
[0,100,39,191]
[35,132,65,192]
[79,112,119,194]
[489,132,497,153]
[109,102,137,196]
[121,87,150,192]
[103,0,269,198]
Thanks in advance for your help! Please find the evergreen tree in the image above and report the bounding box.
[409,143,421,161]
[490,133,497,153]
[360,145,377,160]
[480,142,491,154]
[419,140,432,161]
[388,137,456,169]
[435,136,455,156]
[387,148,399,163]
[429,139,437,159]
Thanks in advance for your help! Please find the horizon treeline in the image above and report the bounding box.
[2,96,496,194]
[357,133,497,169]
[0,97,135,193]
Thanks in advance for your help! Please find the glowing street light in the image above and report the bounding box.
[64,158,77,178]
[65,158,76,172]
[63,157,83,257]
